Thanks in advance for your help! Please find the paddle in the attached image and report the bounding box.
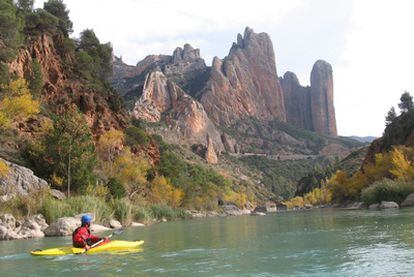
[79,228,124,254]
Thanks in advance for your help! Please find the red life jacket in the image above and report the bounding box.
[72,225,100,247]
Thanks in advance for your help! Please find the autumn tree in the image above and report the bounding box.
[111,148,149,198]
[150,176,184,208]
[0,78,40,129]
[97,129,124,176]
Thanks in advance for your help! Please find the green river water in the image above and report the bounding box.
[1,208,414,276]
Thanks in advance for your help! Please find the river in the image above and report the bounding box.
[1,208,414,276]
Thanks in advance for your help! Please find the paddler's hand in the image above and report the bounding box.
[104,237,109,242]
[84,245,91,251]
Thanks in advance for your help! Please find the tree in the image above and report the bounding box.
[43,0,72,36]
[24,9,58,36]
[29,58,43,97]
[98,129,124,176]
[398,91,413,112]
[385,106,397,126]
[112,148,149,198]
[0,0,22,63]
[0,78,40,129]
[27,107,97,196]
[16,0,33,14]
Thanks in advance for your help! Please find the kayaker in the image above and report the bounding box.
[72,215,106,250]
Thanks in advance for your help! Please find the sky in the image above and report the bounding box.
[34,0,414,137]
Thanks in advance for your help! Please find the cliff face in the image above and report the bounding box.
[112,27,343,159]
[199,27,286,125]
[8,34,127,135]
[280,72,313,131]
[132,70,223,152]
[281,60,337,136]
[310,60,337,136]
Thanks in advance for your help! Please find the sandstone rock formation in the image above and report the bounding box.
[204,135,218,164]
[199,27,286,125]
[131,70,224,152]
[280,60,337,136]
[310,60,337,136]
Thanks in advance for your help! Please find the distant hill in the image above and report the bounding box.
[348,136,378,143]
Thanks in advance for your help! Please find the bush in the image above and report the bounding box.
[107,178,126,198]
[361,178,414,205]
[111,198,133,226]
[125,126,150,146]
[133,206,153,222]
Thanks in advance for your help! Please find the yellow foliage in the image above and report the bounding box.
[224,190,248,208]
[0,160,9,179]
[84,183,110,198]
[150,176,184,208]
[50,173,64,187]
[304,184,332,205]
[0,78,40,129]
[112,148,149,196]
[98,129,125,177]
[284,196,304,209]
[390,147,414,182]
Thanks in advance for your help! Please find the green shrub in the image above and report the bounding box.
[107,178,126,198]
[125,126,150,146]
[111,198,133,226]
[133,206,153,222]
[361,178,414,205]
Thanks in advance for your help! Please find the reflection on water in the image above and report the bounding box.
[1,208,414,276]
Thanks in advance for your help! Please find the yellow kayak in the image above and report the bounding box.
[31,240,144,256]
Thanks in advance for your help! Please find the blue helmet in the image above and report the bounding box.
[81,215,92,224]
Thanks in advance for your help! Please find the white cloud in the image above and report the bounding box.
[335,0,414,136]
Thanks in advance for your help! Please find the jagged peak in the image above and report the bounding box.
[172,43,202,63]
[312,59,332,73]
[282,71,300,85]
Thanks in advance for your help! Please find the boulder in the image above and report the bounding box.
[0,158,48,197]
[44,217,79,236]
[131,222,145,227]
[0,224,22,240]
[304,204,313,209]
[91,224,111,233]
[345,202,365,210]
[368,203,380,210]
[109,219,122,229]
[222,204,250,216]
[16,218,44,239]
[251,212,266,216]
[254,202,277,213]
[401,193,414,207]
[50,189,66,200]
[379,201,399,209]
[0,214,16,230]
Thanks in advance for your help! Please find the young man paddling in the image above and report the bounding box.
[72,215,107,250]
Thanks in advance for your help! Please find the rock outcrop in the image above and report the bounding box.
[204,135,218,164]
[0,158,48,199]
[132,70,224,152]
[9,33,127,136]
[401,193,414,207]
[310,60,337,136]
[199,27,286,125]
[280,60,337,136]
[0,214,48,240]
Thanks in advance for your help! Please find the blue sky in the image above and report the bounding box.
[35,0,414,137]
